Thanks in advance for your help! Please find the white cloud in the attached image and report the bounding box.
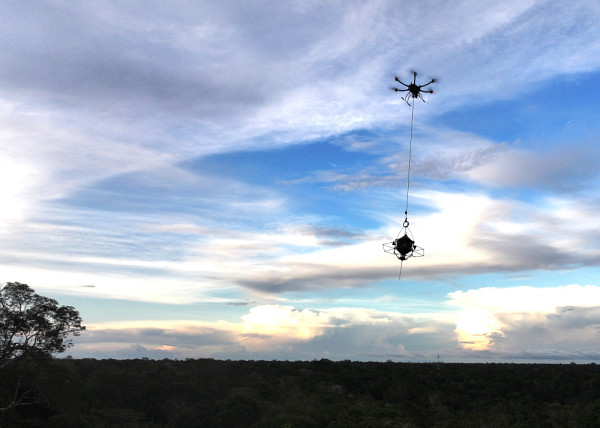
[3,181,599,304]
[68,305,455,361]
[61,285,600,362]
[1,0,597,211]
[448,284,600,357]
[219,188,600,292]
[241,305,331,344]
[449,284,600,313]
[463,144,600,191]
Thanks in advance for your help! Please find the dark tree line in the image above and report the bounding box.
[2,358,600,427]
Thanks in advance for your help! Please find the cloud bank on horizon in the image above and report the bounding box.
[2,0,600,361]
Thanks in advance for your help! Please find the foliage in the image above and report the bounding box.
[0,282,85,366]
[2,358,600,427]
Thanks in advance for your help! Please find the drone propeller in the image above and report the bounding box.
[394,76,409,86]
[426,74,440,86]
[408,70,437,84]
[419,79,436,89]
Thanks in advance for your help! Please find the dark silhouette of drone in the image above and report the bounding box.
[392,72,435,105]
[383,70,435,278]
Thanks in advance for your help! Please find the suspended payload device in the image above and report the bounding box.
[383,219,424,261]
[383,71,435,278]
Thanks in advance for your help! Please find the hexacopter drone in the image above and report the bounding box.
[392,71,435,106]
[383,71,434,278]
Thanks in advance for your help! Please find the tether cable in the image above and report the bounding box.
[404,100,415,222]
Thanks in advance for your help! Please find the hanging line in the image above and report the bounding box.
[404,100,415,222]
[399,102,415,279]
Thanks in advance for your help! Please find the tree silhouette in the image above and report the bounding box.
[0,282,85,367]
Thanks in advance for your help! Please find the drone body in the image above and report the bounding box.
[393,71,435,105]
[393,233,417,261]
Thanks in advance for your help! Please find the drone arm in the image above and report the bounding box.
[394,77,409,87]
[420,79,436,88]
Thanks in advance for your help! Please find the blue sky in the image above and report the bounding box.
[2,1,600,362]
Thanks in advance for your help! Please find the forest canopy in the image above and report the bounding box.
[2,358,600,427]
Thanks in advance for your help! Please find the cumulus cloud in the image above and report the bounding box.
[448,285,600,359]
[237,304,430,358]
[72,319,241,359]
[64,285,600,362]
[69,305,455,361]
